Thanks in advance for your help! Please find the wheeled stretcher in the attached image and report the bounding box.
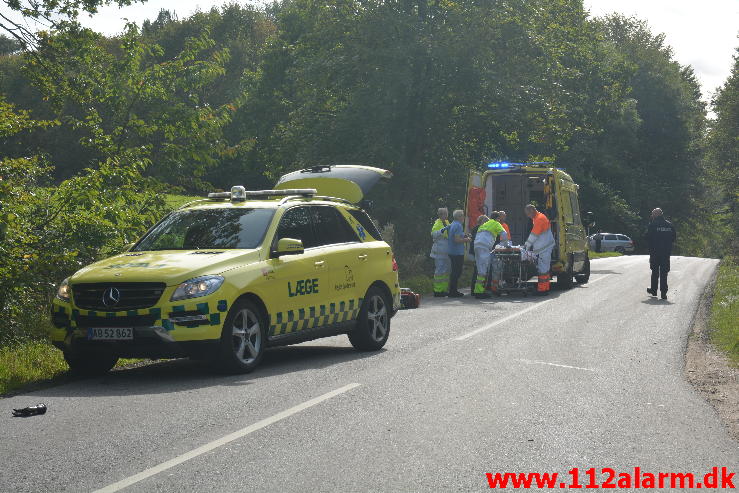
[487,247,537,296]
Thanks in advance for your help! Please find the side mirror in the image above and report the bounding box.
[274,238,304,257]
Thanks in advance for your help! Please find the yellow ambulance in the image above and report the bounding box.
[50,166,400,374]
[465,162,590,287]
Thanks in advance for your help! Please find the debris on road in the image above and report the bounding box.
[12,403,47,417]
[400,288,421,309]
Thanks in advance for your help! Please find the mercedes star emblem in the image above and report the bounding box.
[102,287,121,307]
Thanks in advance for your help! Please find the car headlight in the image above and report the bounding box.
[171,275,224,301]
[56,278,71,302]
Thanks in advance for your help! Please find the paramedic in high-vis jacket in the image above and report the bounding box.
[473,212,509,299]
[430,207,451,297]
[524,204,555,295]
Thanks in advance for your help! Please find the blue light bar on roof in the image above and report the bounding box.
[487,161,511,169]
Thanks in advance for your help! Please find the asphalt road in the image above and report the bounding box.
[2,256,737,492]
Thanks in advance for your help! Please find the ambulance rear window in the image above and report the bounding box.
[133,208,275,251]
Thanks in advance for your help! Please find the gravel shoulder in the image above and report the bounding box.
[685,266,739,441]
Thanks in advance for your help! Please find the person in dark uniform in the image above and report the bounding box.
[646,208,676,300]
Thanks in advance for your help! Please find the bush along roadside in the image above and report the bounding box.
[710,257,739,365]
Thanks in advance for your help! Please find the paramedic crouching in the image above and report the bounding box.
[473,212,508,299]
[524,204,555,295]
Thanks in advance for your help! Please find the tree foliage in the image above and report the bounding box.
[0,0,729,342]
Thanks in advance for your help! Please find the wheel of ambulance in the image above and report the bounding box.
[557,269,574,289]
[348,286,390,351]
[216,298,267,373]
[575,256,591,284]
[63,348,118,376]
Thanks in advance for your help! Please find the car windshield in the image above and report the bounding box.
[133,208,275,251]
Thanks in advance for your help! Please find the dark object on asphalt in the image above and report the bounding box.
[12,403,47,417]
[647,288,657,297]
[448,291,464,298]
[400,288,421,309]
[661,293,667,300]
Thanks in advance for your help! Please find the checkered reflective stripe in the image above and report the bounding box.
[58,299,230,332]
[270,298,363,336]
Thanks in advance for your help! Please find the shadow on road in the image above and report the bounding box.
[27,344,382,398]
[590,269,623,275]
[641,298,674,306]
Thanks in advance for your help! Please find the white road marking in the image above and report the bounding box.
[586,274,611,284]
[517,358,595,372]
[93,383,362,493]
[453,274,611,341]
[455,299,555,340]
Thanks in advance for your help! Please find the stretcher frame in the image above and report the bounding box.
[487,248,535,296]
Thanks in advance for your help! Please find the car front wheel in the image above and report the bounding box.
[216,299,266,374]
[348,286,390,351]
[63,348,118,376]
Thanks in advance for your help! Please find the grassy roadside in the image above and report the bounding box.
[165,193,203,209]
[0,339,143,395]
[0,340,68,395]
[400,264,475,295]
[709,257,739,365]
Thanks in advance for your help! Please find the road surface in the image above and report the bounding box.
[2,256,737,492]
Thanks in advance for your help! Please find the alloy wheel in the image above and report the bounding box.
[367,294,388,342]
[231,308,262,364]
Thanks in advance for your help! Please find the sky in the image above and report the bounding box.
[2,0,737,103]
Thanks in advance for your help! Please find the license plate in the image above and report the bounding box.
[87,327,133,341]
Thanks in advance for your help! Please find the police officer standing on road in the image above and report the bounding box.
[646,208,676,300]
[430,208,451,297]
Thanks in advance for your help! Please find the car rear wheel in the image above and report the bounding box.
[556,255,574,289]
[575,256,591,284]
[63,348,118,376]
[615,246,625,253]
[216,299,266,373]
[348,286,390,351]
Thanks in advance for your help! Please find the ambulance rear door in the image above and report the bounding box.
[464,169,485,235]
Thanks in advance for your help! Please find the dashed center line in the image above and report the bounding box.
[93,383,362,493]
[517,358,596,372]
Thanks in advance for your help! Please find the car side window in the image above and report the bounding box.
[311,206,358,246]
[569,193,581,225]
[617,235,629,241]
[275,207,319,249]
[562,192,574,224]
[347,209,383,240]
[605,235,618,240]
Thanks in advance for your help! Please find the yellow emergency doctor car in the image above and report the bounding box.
[50,166,400,374]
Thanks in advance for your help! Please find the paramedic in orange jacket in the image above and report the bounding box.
[524,204,555,295]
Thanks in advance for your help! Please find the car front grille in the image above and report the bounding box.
[74,314,158,328]
[72,283,166,311]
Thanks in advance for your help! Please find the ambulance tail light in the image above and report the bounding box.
[392,256,399,272]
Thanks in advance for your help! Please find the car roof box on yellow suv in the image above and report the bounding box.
[275,165,392,203]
